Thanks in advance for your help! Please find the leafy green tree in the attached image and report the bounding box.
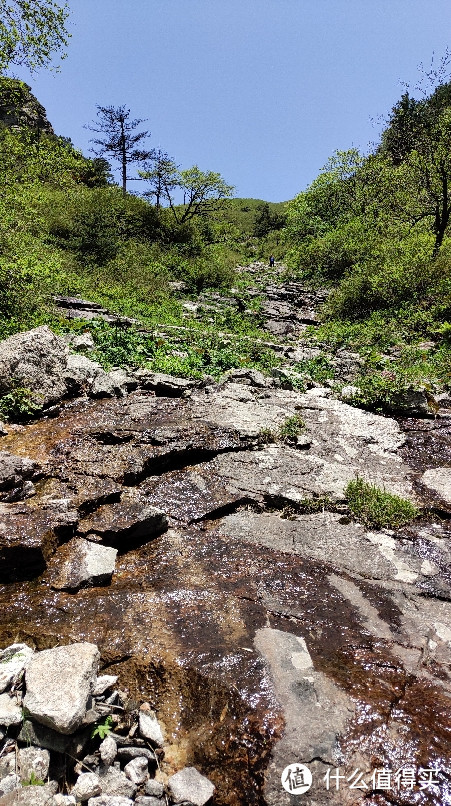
[85,105,153,196]
[165,165,234,223]
[253,203,286,237]
[139,150,179,209]
[0,0,70,73]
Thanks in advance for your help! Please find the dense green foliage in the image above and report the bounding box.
[0,0,69,73]
[284,78,451,398]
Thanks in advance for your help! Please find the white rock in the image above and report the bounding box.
[99,736,117,767]
[124,757,148,785]
[421,467,451,506]
[72,772,102,801]
[53,796,77,805]
[0,753,15,779]
[144,779,164,797]
[138,710,164,748]
[0,692,22,726]
[0,643,34,694]
[18,746,50,781]
[92,676,118,696]
[88,797,134,806]
[168,767,215,806]
[97,765,136,799]
[0,772,21,794]
[24,643,100,735]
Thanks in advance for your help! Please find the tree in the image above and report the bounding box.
[85,105,153,196]
[139,150,179,209]
[163,165,234,223]
[253,202,286,237]
[0,0,70,73]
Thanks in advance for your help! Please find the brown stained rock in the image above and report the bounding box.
[139,469,243,524]
[0,500,78,582]
[77,491,167,549]
[45,538,117,591]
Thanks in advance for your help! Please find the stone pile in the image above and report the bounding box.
[0,643,214,806]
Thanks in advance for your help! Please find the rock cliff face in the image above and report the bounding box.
[0,290,450,805]
[0,78,54,134]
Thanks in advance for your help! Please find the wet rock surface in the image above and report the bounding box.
[0,280,450,806]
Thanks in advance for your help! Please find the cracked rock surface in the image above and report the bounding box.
[0,311,450,805]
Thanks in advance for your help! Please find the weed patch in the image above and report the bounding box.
[345,477,419,529]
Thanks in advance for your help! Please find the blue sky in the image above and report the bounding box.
[11,0,451,201]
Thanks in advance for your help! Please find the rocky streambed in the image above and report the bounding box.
[0,284,450,805]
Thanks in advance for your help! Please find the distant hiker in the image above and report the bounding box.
[269,255,275,267]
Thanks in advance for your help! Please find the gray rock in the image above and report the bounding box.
[135,798,163,806]
[0,781,58,805]
[0,643,34,693]
[0,326,68,408]
[99,736,117,767]
[87,797,134,806]
[97,765,136,799]
[18,719,90,756]
[24,643,100,734]
[116,747,156,767]
[144,780,164,798]
[0,773,20,795]
[254,628,354,806]
[72,772,102,801]
[421,467,451,506]
[63,354,106,396]
[17,747,50,781]
[53,796,76,805]
[133,370,197,397]
[138,710,164,748]
[389,388,432,416]
[77,491,167,550]
[0,754,15,780]
[0,452,39,498]
[92,676,118,696]
[168,767,215,806]
[124,757,148,785]
[91,370,137,399]
[46,538,117,591]
[72,333,95,351]
[0,692,22,726]
[0,422,8,436]
[222,368,269,388]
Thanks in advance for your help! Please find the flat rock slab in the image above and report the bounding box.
[255,628,354,806]
[421,467,451,506]
[77,491,167,548]
[0,500,78,583]
[24,643,100,734]
[217,510,421,582]
[45,538,117,590]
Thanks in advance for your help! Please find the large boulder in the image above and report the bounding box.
[0,326,68,409]
[23,643,100,734]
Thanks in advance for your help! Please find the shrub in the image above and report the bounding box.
[345,477,419,528]
[279,414,305,440]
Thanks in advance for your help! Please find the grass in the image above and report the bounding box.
[345,477,419,529]
[279,414,306,440]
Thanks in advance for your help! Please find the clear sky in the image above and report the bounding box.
[10,0,451,202]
